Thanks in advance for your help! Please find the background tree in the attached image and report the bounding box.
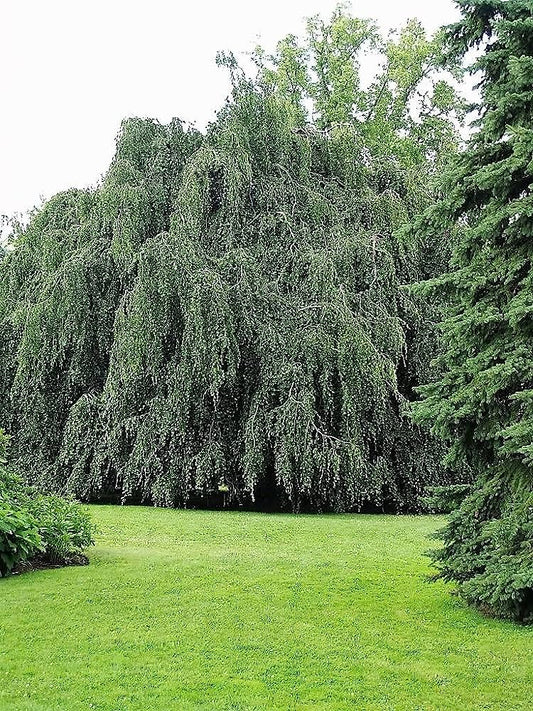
[412,0,533,623]
[0,7,463,512]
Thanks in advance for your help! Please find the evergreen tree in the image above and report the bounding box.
[412,0,533,622]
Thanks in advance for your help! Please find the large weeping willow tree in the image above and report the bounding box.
[0,9,464,511]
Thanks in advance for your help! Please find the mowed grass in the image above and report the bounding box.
[1,507,531,711]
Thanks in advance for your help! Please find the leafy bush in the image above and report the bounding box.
[0,503,42,577]
[30,494,93,564]
[0,460,28,505]
[0,428,94,576]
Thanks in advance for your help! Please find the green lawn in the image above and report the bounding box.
[1,507,531,710]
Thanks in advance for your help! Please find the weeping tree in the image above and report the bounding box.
[0,7,463,511]
[412,0,533,622]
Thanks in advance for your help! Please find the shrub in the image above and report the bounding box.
[30,494,93,564]
[0,428,94,576]
[0,504,43,577]
[0,463,28,504]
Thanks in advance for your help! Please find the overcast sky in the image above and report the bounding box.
[1,0,460,221]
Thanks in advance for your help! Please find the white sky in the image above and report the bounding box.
[1,0,460,221]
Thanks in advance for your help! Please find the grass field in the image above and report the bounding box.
[1,506,531,710]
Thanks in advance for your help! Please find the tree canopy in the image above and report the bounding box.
[0,8,464,512]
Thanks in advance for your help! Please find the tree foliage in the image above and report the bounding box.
[0,8,463,512]
[412,0,533,622]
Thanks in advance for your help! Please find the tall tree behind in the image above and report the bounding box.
[0,8,462,512]
[412,0,533,622]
